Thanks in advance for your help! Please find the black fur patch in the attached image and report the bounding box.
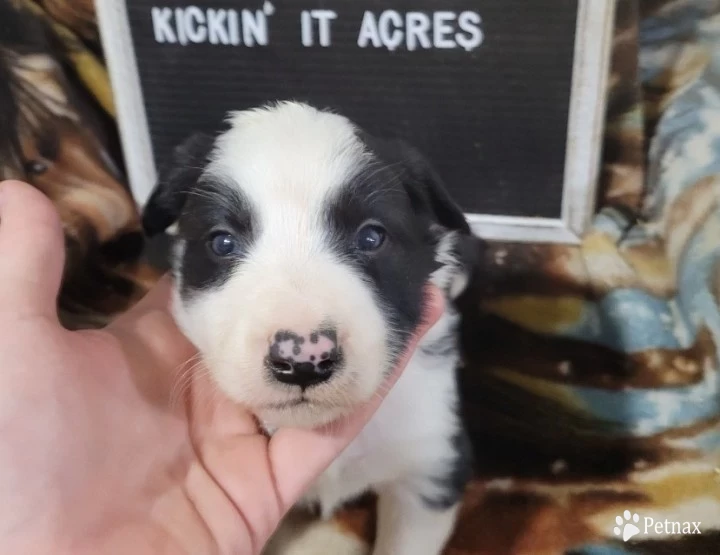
[142,132,217,237]
[421,427,474,510]
[175,178,256,296]
[322,135,476,364]
[325,193,432,360]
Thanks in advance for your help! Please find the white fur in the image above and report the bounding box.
[170,102,467,554]
[174,102,388,429]
[300,307,464,555]
[431,229,470,298]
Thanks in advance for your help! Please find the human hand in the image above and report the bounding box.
[0,180,444,555]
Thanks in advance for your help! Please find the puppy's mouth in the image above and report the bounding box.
[259,395,348,412]
[262,397,312,410]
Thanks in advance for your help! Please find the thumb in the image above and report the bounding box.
[0,180,66,319]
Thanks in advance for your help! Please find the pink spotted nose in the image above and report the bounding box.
[266,328,342,389]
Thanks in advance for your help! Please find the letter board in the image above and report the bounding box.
[97,0,615,243]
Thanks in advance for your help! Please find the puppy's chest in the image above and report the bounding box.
[303,341,461,515]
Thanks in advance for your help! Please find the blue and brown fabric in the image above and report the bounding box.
[1,0,719,553]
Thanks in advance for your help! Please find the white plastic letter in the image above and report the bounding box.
[357,11,382,48]
[207,9,229,44]
[175,8,188,45]
[433,11,456,48]
[242,9,268,46]
[184,6,207,44]
[405,12,431,51]
[456,11,483,51]
[311,9,337,47]
[151,7,176,43]
[301,10,313,46]
[378,10,403,51]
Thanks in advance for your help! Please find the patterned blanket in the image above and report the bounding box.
[1,1,719,553]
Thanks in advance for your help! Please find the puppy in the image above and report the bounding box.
[142,101,477,555]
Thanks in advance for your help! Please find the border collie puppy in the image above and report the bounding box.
[142,101,477,555]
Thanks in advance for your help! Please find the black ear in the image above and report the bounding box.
[383,139,471,234]
[141,132,216,237]
[374,137,485,299]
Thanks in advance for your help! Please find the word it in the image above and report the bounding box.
[300,10,337,46]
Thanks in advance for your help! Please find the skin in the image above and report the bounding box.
[0,179,444,555]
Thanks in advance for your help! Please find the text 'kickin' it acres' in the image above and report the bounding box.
[150,2,485,52]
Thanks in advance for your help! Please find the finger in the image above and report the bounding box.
[133,273,175,312]
[107,274,176,341]
[191,372,260,439]
[0,180,65,318]
[268,284,446,510]
[107,274,198,402]
[110,274,175,330]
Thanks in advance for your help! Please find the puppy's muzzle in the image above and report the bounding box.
[266,328,343,389]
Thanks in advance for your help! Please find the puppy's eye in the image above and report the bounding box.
[209,232,238,257]
[355,224,386,252]
[24,160,48,176]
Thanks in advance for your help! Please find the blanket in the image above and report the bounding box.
[1,1,719,553]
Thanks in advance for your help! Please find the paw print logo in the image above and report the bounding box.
[613,510,641,542]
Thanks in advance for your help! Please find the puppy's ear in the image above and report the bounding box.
[142,132,216,237]
[452,231,486,300]
[387,139,471,234]
[382,138,484,299]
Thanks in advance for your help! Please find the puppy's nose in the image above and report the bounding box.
[267,329,342,389]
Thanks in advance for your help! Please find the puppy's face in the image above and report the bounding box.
[143,102,476,429]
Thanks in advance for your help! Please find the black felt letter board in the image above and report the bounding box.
[123,0,582,220]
